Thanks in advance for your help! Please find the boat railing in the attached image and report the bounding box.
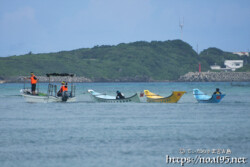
[47,84,57,97]
[46,73,76,98]
[71,84,76,97]
[47,83,76,97]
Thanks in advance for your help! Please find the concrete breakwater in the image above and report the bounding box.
[0,75,152,83]
[0,76,92,83]
[178,72,250,82]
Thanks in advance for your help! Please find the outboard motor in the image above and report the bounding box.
[62,91,69,102]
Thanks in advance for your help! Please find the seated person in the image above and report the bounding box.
[213,88,222,95]
[116,91,125,99]
[57,81,68,96]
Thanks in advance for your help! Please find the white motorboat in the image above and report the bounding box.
[20,73,76,103]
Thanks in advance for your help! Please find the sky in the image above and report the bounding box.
[0,0,249,57]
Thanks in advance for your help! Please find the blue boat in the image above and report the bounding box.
[193,89,225,103]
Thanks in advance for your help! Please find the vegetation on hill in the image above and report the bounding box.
[0,40,249,81]
[199,48,245,67]
[236,64,250,72]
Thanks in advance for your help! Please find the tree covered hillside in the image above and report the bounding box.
[0,40,202,80]
[0,40,248,81]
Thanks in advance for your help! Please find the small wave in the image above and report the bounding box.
[3,95,22,97]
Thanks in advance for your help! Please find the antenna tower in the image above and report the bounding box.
[179,17,184,40]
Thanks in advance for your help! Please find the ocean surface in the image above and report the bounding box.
[0,82,249,167]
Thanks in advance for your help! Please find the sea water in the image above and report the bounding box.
[0,82,249,167]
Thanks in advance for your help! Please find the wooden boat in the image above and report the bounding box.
[143,90,186,103]
[193,89,225,103]
[88,89,140,103]
[20,73,76,103]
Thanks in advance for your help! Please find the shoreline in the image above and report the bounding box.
[1,72,250,83]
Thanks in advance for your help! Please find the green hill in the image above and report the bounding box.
[0,40,248,81]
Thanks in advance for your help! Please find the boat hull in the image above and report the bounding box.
[196,94,225,103]
[144,90,186,103]
[20,89,76,103]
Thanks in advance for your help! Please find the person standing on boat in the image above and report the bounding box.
[116,91,125,99]
[213,88,222,95]
[25,72,38,95]
[57,81,68,96]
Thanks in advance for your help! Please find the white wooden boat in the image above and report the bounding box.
[88,89,140,103]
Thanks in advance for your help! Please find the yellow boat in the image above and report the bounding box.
[144,90,186,103]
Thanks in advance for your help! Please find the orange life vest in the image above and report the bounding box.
[60,85,68,92]
[30,76,37,84]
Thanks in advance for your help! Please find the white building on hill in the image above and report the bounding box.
[233,52,249,56]
[210,65,221,70]
[224,60,243,71]
[210,60,244,71]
